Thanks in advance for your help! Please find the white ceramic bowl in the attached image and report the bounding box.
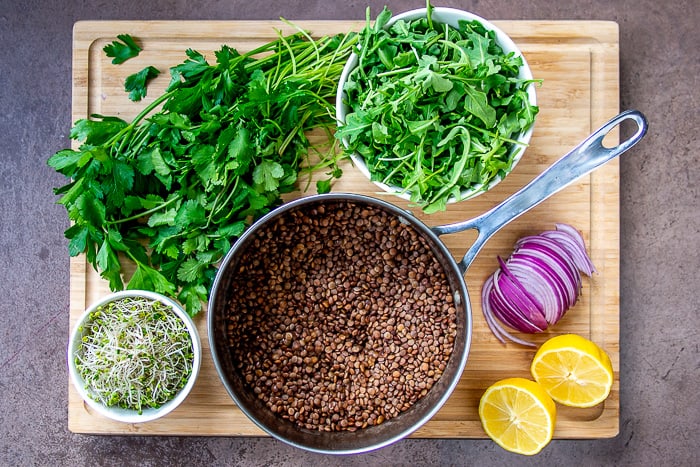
[336,7,537,204]
[67,290,201,423]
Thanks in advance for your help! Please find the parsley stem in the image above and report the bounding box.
[108,91,174,155]
[107,194,181,225]
[207,176,240,225]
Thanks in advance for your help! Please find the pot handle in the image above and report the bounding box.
[433,109,648,273]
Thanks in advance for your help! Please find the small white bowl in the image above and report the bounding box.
[336,7,537,204]
[68,290,201,423]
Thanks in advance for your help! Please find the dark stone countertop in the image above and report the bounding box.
[1,0,697,465]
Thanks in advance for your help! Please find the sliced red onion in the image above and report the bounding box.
[490,268,547,332]
[495,257,547,327]
[543,223,597,275]
[481,224,596,345]
[481,275,540,347]
[506,256,569,323]
[513,245,579,309]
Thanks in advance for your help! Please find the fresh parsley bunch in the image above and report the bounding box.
[336,4,539,213]
[49,31,357,315]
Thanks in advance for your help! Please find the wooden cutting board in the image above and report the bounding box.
[68,20,620,438]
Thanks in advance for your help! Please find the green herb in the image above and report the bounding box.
[125,66,161,101]
[103,34,142,64]
[336,2,539,213]
[49,29,357,316]
[75,296,193,413]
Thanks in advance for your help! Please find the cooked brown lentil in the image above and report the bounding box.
[224,201,457,432]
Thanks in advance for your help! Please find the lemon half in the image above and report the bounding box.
[530,333,614,408]
[478,377,556,455]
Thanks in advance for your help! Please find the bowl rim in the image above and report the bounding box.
[67,289,202,423]
[335,7,537,204]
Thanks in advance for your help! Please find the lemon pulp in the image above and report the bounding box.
[531,333,613,408]
[479,377,556,455]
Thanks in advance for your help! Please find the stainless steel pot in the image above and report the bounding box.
[208,110,647,454]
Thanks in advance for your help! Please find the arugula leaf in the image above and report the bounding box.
[337,3,539,212]
[463,30,492,67]
[463,86,497,127]
[125,66,160,101]
[103,34,142,65]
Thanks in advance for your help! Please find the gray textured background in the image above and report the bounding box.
[1,0,698,465]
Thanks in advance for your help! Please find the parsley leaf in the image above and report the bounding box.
[125,66,160,101]
[253,160,285,192]
[69,116,128,145]
[177,258,207,283]
[128,263,176,296]
[103,34,142,65]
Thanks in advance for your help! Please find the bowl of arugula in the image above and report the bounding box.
[336,4,539,213]
[68,290,201,423]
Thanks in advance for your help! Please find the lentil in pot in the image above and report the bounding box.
[224,201,458,432]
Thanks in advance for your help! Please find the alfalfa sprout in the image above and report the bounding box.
[74,296,194,413]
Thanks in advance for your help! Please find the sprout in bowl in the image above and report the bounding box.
[336,4,538,213]
[67,290,201,423]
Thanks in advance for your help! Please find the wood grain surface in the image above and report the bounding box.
[68,20,620,438]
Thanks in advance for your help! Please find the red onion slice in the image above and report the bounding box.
[507,256,569,323]
[481,224,596,345]
[495,257,547,327]
[544,223,597,275]
[481,275,538,347]
[490,268,547,332]
[513,247,579,310]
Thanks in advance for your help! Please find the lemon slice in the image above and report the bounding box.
[478,377,556,456]
[530,334,613,408]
